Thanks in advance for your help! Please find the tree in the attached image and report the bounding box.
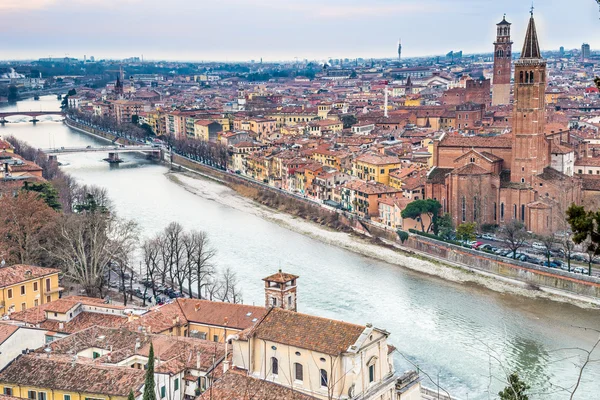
[498,220,529,259]
[438,213,454,240]
[0,191,58,265]
[127,390,135,400]
[142,237,161,300]
[189,230,216,299]
[341,115,357,129]
[397,230,409,243]
[50,208,138,297]
[143,343,157,400]
[536,234,557,267]
[498,372,530,400]
[401,199,441,233]
[22,181,61,211]
[131,115,140,125]
[456,222,476,242]
[566,204,600,276]
[7,85,18,102]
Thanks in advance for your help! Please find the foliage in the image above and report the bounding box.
[22,181,61,211]
[401,199,441,233]
[498,220,529,259]
[397,230,409,243]
[480,223,498,233]
[0,191,58,265]
[7,85,18,101]
[438,213,454,240]
[127,391,135,400]
[341,114,357,129]
[566,204,600,275]
[131,115,140,125]
[498,372,530,400]
[456,222,476,242]
[143,344,156,400]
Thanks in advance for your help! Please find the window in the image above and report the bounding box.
[46,278,51,292]
[270,297,277,307]
[380,169,384,174]
[38,392,46,400]
[33,282,38,291]
[493,202,497,221]
[521,205,525,222]
[287,296,292,308]
[7,289,12,299]
[578,169,583,174]
[34,299,39,307]
[3,388,13,396]
[93,351,100,359]
[213,335,219,342]
[320,369,328,387]
[28,391,36,400]
[461,197,466,222]
[369,364,375,383]
[500,203,505,221]
[21,303,26,311]
[294,363,303,381]
[160,386,166,399]
[21,285,25,296]
[174,378,179,391]
[64,395,71,400]
[473,196,477,221]
[271,357,279,375]
[46,296,51,303]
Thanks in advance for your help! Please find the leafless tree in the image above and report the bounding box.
[536,233,557,266]
[159,222,186,287]
[217,267,243,304]
[189,230,216,299]
[49,211,139,297]
[498,219,529,259]
[142,236,161,300]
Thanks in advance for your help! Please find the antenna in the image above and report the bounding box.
[530,2,534,17]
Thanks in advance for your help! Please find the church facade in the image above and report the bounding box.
[426,13,582,235]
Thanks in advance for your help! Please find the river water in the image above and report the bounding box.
[2,97,600,399]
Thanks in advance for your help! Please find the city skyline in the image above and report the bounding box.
[2,0,599,62]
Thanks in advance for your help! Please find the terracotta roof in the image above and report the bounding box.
[0,323,18,345]
[453,163,491,175]
[355,153,401,165]
[198,370,318,400]
[427,167,453,183]
[438,135,512,149]
[40,312,128,334]
[575,157,600,167]
[176,299,267,330]
[262,270,298,284]
[9,296,109,325]
[0,265,59,288]
[582,175,600,191]
[0,354,145,397]
[248,308,365,356]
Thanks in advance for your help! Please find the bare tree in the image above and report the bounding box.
[49,211,138,297]
[189,230,216,299]
[498,220,529,259]
[160,222,185,287]
[142,236,161,301]
[536,234,557,266]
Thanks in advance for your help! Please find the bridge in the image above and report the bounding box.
[41,145,162,163]
[0,111,65,124]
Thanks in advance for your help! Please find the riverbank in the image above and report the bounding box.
[167,170,600,309]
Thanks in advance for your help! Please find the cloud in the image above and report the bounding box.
[0,0,57,10]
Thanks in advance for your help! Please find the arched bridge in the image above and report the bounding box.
[0,111,65,123]
[42,145,159,156]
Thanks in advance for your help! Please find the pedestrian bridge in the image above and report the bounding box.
[42,145,159,156]
[0,111,65,123]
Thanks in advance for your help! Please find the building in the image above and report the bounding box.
[0,265,62,316]
[426,12,583,235]
[193,120,222,142]
[0,323,47,370]
[581,43,591,60]
[492,15,513,106]
[263,270,298,311]
[352,153,402,185]
[228,307,421,400]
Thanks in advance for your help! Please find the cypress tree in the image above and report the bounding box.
[143,343,156,400]
[128,390,135,400]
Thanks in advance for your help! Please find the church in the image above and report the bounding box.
[426,12,583,235]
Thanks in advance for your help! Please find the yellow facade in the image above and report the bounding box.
[188,323,242,343]
[193,124,210,141]
[0,273,60,314]
[0,385,127,400]
[404,98,421,107]
[352,160,402,186]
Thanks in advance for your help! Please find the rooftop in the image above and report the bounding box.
[0,265,59,289]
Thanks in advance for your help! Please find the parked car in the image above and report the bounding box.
[532,242,545,251]
[481,233,496,240]
[573,267,586,274]
[472,242,484,249]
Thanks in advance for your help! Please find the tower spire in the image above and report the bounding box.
[521,12,541,59]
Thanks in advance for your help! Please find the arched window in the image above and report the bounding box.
[513,204,517,219]
[294,363,303,382]
[473,196,478,221]
[461,197,466,222]
[493,202,497,221]
[271,357,279,375]
[521,205,525,222]
[519,71,524,83]
[500,203,505,221]
[320,369,328,387]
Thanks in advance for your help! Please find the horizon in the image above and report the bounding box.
[2,0,599,62]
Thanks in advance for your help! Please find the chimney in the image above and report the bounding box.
[59,322,64,330]
[194,303,200,312]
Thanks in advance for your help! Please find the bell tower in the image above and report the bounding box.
[492,15,513,106]
[511,10,549,186]
[263,270,299,312]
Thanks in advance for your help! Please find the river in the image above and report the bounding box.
[2,97,599,399]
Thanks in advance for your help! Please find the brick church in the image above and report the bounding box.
[426,12,583,235]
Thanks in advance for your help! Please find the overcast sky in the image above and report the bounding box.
[1,0,599,61]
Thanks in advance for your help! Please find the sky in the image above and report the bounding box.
[1,0,599,62]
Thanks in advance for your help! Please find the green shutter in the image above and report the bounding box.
[160,386,166,398]
[174,378,179,391]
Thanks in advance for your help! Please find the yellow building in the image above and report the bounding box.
[0,265,61,315]
[352,153,402,185]
[193,120,222,142]
[317,102,332,119]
